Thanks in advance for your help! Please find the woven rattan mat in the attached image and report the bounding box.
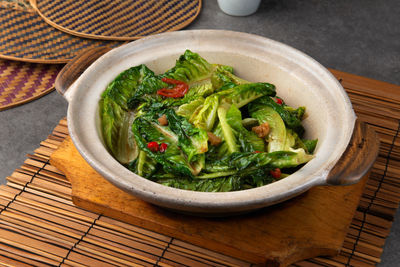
[0,2,123,63]
[0,69,399,265]
[31,0,202,41]
[0,58,63,111]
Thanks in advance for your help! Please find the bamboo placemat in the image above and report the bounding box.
[31,0,202,41]
[0,69,399,266]
[0,2,123,63]
[0,58,63,111]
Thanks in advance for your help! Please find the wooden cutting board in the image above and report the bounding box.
[50,137,369,266]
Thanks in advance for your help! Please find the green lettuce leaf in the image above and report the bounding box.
[176,97,205,119]
[250,105,287,152]
[217,102,240,154]
[302,139,318,153]
[102,64,155,109]
[132,116,195,177]
[156,176,243,192]
[226,104,265,153]
[190,94,220,131]
[163,109,208,163]
[204,150,313,174]
[250,96,305,136]
[268,150,314,169]
[163,50,213,83]
[211,65,248,89]
[218,82,276,108]
[134,150,158,179]
[100,65,147,164]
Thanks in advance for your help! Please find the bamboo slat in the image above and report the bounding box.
[0,70,399,266]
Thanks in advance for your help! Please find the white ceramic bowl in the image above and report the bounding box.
[58,30,375,215]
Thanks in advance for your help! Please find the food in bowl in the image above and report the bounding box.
[99,50,317,192]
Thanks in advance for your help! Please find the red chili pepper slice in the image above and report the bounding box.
[147,141,159,152]
[161,77,186,85]
[159,143,168,153]
[270,168,282,179]
[157,78,189,98]
[274,97,283,105]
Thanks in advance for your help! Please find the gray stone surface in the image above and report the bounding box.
[0,0,399,265]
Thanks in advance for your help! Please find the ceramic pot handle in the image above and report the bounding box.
[326,119,379,185]
[55,46,111,100]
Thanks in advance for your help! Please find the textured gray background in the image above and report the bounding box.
[0,0,399,265]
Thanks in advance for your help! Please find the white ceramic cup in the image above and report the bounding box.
[217,0,261,16]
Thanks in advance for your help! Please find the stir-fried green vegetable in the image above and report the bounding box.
[99,50,318,192]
